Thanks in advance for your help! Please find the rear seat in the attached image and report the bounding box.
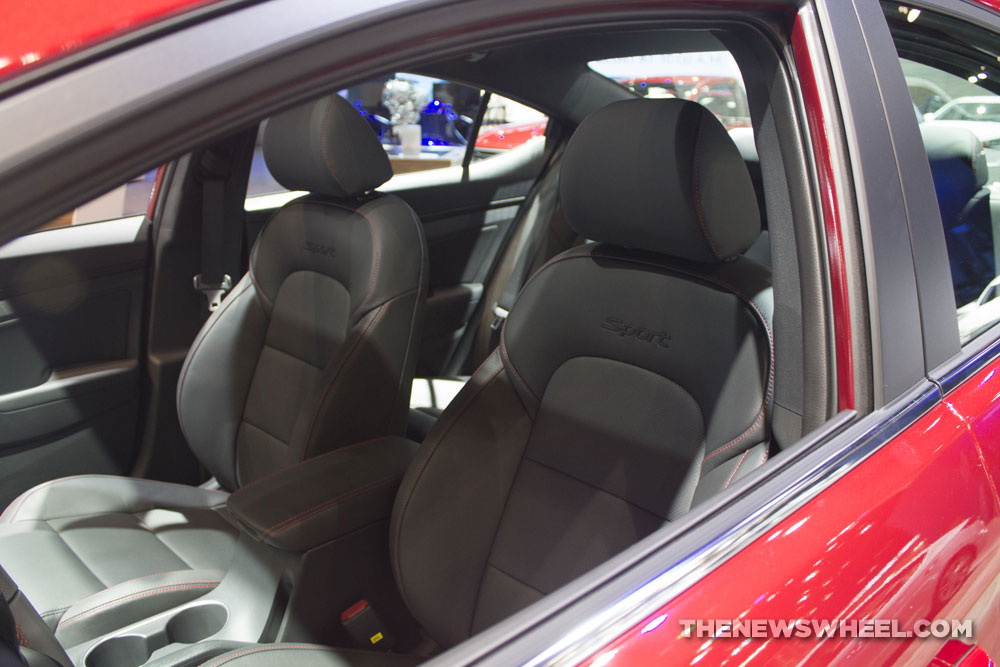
[408,125,771,441]
[919,123,996,307]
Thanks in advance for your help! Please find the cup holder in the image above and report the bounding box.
[164,604,227,644]
[85,603,228,667]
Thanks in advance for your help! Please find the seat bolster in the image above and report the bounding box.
[178,275,270,491]
[691,442,769,507]
[53,569,224,647]
[0,475,228,524]
[200,644,423,667]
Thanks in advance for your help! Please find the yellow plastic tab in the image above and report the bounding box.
[370,632,384,644]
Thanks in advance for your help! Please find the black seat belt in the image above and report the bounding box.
[485,144,568,348]
[193,132,254,312]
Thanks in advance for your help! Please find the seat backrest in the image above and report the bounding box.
[920,124,995,306]
[390,99,772,645]
[178,94,427,489]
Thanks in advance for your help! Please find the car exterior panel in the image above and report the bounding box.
[575,356,1000,666]
[0,0,220,81]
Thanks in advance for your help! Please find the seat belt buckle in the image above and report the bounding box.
[340,599,394,651]
[489,305,509,332]
[193,274,233,312]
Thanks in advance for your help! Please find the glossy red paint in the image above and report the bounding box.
[929,641,994,667]
[971,0,1000,13]
[146,166,167,220]
[576,356,1000,667]
[791,15,855,412]
[0,0,215,81]
[475,120,549,151]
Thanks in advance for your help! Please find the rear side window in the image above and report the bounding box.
[884,2,1000,344]
[246,75,548,202]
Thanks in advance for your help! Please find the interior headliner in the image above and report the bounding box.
[416,29,731,123]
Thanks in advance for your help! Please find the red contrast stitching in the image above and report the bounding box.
[299,301,388,460]
[513,249,774,466]
[492,248,597,409]
[65,570,225,613]
[623,261,775,465]
[229,437,388,502]
[56,582,220,629]
[499,331,538,407]
[392,359,506,601]
[321,200,382,320]
[724,450,749,489]
[692,114,725,261]
[703,409,766,464]
[261,475,399,538]
[0,476,226,524]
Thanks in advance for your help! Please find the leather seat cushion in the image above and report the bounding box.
[0,475,237,647]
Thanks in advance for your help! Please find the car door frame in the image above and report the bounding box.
[0,0,961,664]
[426,1,954,664]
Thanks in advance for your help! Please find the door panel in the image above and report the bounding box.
[0,217,148,506]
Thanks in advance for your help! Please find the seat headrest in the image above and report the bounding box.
[559,99,760,263]
[263,94,393,198]
[919,124,989,190]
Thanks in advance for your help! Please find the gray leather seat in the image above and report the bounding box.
[0,93,427,647]
[207,98,772,666]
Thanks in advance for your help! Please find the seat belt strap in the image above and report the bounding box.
[487,148,565,344]
[193,132,254,312]
[194,171,232,311]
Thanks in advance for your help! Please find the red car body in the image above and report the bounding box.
[475,119,549,151]
[3,1,1000,666]
[581,357,1000,665]
[0,0,213,80]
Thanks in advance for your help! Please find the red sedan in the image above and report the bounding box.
[0,1,999,666]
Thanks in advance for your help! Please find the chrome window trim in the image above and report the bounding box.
[935,330,1000,395]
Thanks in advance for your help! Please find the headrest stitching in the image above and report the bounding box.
[691,113,724,261]
[319,98,351,196]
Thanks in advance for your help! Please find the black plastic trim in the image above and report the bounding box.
[815,0,927,406]
[851,0,962,372]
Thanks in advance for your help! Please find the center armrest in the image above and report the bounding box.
[227,436,418,551]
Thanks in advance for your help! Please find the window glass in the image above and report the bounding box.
[588,52,751,130]
[892,49,1000,342]
[473,94,549,158]
[35,170,158,231]
[245,76,549,204]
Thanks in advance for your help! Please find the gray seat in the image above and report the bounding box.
[0,93,427,647]
[208,98,773,665]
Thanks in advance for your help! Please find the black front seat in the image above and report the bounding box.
[205,98,772,666]
[0,93,427,646]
